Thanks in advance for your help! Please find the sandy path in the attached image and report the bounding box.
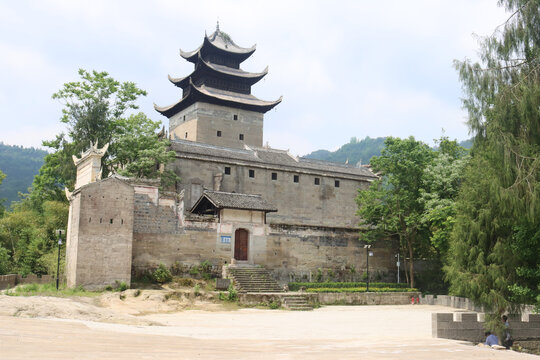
[1,302,538,359]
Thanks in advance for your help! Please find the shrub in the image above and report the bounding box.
[152,263,172,284]
[268,299,281,309]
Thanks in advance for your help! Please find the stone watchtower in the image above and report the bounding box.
[154,23,282,149]
[65,142,135,290]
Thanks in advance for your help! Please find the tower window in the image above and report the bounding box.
[293,175,299,183]
[314,177,320,185]
[185,132,188,139]
[239,134,244,140]
[335,180,340,187]
[183,115,186,122]
[271,172,277,180]
[225,166,231,175]
[233,114,238,120]
[249,169,255,178]
[217,130,222,137]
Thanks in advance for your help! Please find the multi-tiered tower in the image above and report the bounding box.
[155,24,282,149]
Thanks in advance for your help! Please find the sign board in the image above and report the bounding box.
[220,236,231,244]
[368,251,374,257]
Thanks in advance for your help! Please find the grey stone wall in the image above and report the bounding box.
[66,178,134,289]
[432,312,540,342]
[131,218,398,282]
[170,102,264,149]
[133,194,178,234]
[175,156,370,228]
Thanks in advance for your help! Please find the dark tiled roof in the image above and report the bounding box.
[171,140,377,179]
[193,190,277,212]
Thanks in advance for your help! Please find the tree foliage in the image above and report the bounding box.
[445,0,540,316]
[357,137,435,288]
[30,69,177,206]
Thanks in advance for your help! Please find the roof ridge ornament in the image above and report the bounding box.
[216,20,220,32]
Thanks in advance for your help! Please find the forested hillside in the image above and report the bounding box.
[304,136,471,165]
[0,143,47,207]
[303,137,386,165]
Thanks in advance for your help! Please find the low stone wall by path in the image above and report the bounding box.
[421,294,536,314]
[432,312,540,343]
[316,291,421,305]
[238,291,421,306]
[0,274,53,290]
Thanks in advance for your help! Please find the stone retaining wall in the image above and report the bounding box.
[238,291,421,306]
[0,274,53,290]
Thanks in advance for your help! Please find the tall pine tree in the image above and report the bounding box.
[445,0,540,321]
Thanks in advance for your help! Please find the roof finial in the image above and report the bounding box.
[216,20,220,32]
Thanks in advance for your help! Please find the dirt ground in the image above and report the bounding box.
[0,292,538,360]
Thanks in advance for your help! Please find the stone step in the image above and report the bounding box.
[281,294,313,311]
[227,266,284,293]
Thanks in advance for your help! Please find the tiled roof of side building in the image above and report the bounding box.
[171,140,377,179]
[192,190,278,212]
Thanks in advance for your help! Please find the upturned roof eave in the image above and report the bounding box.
[154,81,282,117]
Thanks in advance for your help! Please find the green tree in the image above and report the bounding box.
[445,0,540,320]
[0,170,5,216]
[420,138,469,259]
[31,69,176,206]
[356,137,435,288]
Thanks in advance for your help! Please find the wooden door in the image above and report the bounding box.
[234,229,248,261]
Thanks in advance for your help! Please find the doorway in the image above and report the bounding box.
[234,228,249,261]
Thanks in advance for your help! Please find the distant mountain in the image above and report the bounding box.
[0,143,47,207]
[304,137,473,165]
[303,137,386,166]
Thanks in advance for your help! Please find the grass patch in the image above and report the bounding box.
[5,283,102,297]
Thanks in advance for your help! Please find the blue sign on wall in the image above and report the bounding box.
[221,236,231,244]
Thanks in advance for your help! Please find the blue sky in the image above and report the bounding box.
[0,1,508,156]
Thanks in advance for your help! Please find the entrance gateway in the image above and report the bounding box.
[234,229,249,260]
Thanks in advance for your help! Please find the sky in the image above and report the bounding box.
[0,1,509,156]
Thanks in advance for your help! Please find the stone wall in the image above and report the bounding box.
[432,312,540,342]
[66,178,134,289]
[0,274,53,290]
[131,214,397,282]
[170,102,264,149]
[175,156,370,228]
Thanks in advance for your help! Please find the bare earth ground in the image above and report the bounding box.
[0,292,538,360]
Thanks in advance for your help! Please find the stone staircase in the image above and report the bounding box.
[227,266,284,293]
[281,294,313,311]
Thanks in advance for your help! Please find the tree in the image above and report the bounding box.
[0,170,5,216]
[445,0,540,320]
[420,138,469,259]
[356,137,434,288]
[30,69,176,206]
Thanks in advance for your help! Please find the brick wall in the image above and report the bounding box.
[133,193,178,234]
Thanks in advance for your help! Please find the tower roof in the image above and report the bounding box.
[154,78,282,117]
[180,28,256,64]
[168,55,268,89]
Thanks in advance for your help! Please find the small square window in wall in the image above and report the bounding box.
[217,130,222,137]
[293,175,299,183]
[271,172,277,180]
[239,134,244,140]
[335,180,340,187]
[233,114,238,120]
[249,169,255,178]
[225,166,231,175]
[314,177,320,185]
